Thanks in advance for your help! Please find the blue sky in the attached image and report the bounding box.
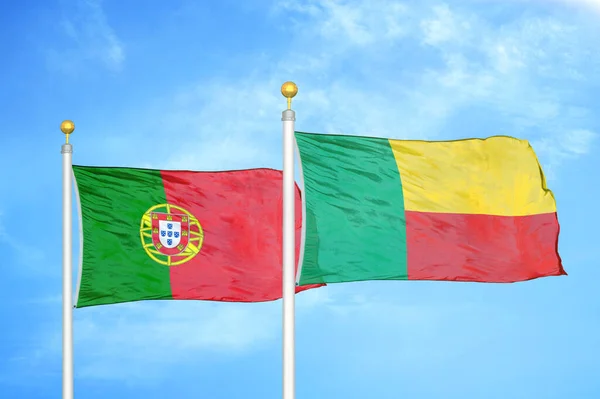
[1,0,600,398]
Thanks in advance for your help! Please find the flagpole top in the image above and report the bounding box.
[60,120,75,144]
[281,81,298,110]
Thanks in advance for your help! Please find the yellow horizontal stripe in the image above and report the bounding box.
[388,136,557,216]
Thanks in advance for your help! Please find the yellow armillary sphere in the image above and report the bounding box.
[139,203,204,266]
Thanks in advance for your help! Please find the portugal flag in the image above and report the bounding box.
[72,166,322,308]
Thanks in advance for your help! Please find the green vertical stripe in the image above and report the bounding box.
[73,166,173,307]
[295,132,408,285]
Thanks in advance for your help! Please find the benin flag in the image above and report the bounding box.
[72,166,321,308]
[294,132,566,285]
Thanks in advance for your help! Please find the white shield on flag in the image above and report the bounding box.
[158,220,181,248]
[150,212,190,256]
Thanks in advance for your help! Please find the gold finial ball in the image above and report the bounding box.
[281,81,298,99]
[60,120,75,135]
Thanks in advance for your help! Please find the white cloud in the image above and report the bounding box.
[47,0,125,73]
[421,4,473,46]
[474,0,600,15]
[276,0,409,46]
[13,288,330,382]
[547,0,600,14]
[562,129,597,155]
[74,1,596,174]
[73,302,279,381]
[531,128,597,178]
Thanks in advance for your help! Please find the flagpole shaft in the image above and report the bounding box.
[61,131,74,399]
[282,106,296,399]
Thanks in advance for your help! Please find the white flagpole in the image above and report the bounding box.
[61,120,75,399]
[281,82,298,399]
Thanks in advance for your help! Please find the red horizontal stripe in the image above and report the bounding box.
[406,211,565,282]
[161,169,322,302]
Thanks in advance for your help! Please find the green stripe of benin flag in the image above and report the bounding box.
[294,132,565,286]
